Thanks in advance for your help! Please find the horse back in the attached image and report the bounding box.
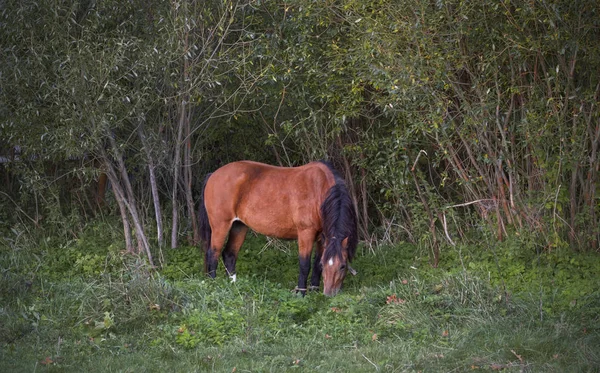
[203,161,336,239]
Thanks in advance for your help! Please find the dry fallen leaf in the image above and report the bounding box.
[372,333,378,341]
[442,330,449,337]
[510,349,523,363]
[325,334,332,339]
[386,294,406,305]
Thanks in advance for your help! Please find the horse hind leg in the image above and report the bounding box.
[206,222,230,278]
[222,221,248,282]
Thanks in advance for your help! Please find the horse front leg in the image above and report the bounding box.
[309,237,324,291]
[296,230,316,296]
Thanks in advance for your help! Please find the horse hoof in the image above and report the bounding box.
[293,287,307,296]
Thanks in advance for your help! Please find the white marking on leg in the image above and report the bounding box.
[328,258,334,266]
[229,273,237,282]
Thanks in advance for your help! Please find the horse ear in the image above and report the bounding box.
[341,237,348,249]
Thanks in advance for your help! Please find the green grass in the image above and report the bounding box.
[1,230,599,372]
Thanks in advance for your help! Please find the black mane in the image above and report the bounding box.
[319,161,358,262]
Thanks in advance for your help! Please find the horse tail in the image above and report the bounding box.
[319,162,359,261]
[198,173,213,272]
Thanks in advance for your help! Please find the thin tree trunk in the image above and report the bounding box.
[410,154,439,267]
[359,157,369,241]
[171,24,190,249]
[457,130,493,194]
[183,104,199,245]
[149,162,163,244]
[108,137,146,250]
[171,101,185,249]
[138,124,164,248]
[586,115,599,250]
[96,172,108,208]
[105,158,155,266]
[569,111,580,247]
[106,162,134,253]
[103,139,155,266]
[586,84,600,250]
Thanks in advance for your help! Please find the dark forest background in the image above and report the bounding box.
[2,0,599,265]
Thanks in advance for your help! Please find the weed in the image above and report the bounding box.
[1,221,599,372]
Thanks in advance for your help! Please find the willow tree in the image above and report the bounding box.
[1,0,278,262]
[166,0,275,248]
[238,0,600,257]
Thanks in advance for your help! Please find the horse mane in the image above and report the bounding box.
[318,161,358,262]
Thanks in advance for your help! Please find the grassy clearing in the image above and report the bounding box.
[1,231,599,372]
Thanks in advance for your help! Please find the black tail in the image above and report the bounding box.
[198,173,212,272]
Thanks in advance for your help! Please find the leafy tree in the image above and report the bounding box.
[2,0,599,264]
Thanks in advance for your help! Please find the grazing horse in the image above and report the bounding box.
[198,160,358,296]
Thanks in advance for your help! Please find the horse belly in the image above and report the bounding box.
[238,204,298,239]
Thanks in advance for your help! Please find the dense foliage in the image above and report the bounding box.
[2,0,599,259]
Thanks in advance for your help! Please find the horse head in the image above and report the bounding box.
[321,237,350,296]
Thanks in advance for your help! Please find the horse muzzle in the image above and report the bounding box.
[323,285,341,297]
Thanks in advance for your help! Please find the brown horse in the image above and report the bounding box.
[198,160,358,296]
